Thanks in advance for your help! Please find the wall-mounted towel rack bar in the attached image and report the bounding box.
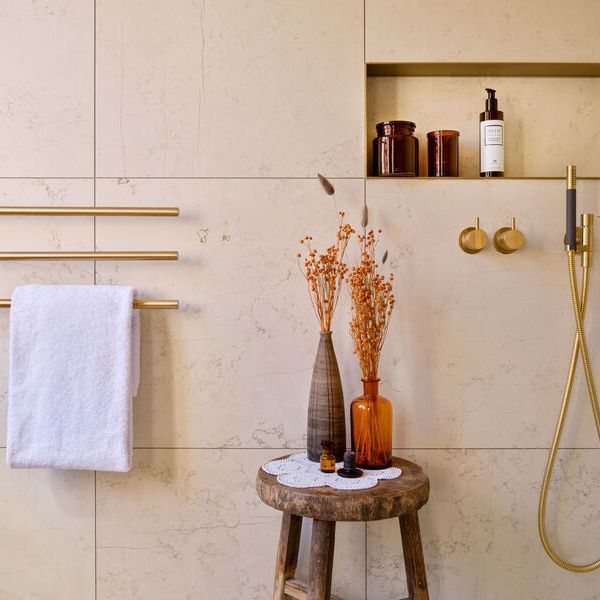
[0,299,179,309]
[0,205,181,308]
[0,206,179,217]
[0,251,178,261]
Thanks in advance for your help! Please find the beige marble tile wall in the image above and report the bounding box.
[366,0,600,62]
[0,1,599,599]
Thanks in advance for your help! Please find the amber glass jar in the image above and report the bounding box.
[427,130,460,177]
[373,121,419,177]
[319,440,336,473]
[350,380,392,469]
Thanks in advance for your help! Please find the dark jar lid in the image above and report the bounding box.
[376,120,416,136]
[427,130,460,138]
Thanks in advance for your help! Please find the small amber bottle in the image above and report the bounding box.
[319,440,336,473]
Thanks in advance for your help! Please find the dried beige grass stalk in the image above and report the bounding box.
[317,173,335,196]
[361,204,369,229]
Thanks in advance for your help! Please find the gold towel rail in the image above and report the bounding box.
[0,299,179,309]
[0,206,181,308]
[0,251,178,261]
[0,206,179,217]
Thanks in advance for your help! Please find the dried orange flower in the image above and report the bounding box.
[298,211,355,332]
[348,229,395,380]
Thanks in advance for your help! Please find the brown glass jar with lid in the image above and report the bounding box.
[372,121,419,177]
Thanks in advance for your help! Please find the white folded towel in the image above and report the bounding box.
[6,284,140,472]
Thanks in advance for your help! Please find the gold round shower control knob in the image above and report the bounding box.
[459,217,488,254]
[494,217,525,254]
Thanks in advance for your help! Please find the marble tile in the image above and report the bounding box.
[94,178,364,448]
[0,179,94,446]
[367,449,600,600]
[366,178,600,449]
[367,76,600,177]
[96,0,364,178]
[94,177,600,451]
[0,450,95,599]
[0,3,93,176]
[366,0,600,62]
[96,449,365,600]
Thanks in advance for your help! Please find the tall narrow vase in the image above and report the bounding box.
[351,379,392,469]
[307,331,346,462]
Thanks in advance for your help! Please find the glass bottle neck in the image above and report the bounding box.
[362,379,379,397]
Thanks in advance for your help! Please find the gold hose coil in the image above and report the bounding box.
[538,250,600,572]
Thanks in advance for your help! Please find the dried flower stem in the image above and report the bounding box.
[348,230,395,380]
[297,212,355,332]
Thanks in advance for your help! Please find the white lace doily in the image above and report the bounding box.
[261,452,401,491]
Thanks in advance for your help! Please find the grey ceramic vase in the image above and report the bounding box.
[307,331,346,462]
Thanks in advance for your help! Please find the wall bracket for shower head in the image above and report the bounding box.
[581,213,593,267]
[563,214,593,265]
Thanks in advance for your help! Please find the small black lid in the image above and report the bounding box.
[343,451,357,470]
[485,88,498,111]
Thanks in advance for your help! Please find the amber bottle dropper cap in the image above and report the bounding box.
[337,451,363,478]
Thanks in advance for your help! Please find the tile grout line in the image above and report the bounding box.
[74,446,600,450]
[93,1,97,270]
[364,522,367,600]
[363,2,367,594]
[0,176,366,181]
[0,175,594,180]
[94,471,97,600]
[362,0,369,600]
[363,0,366,63]
[93,1,97,598]
[1,446,599,450]
[2,446,600,450]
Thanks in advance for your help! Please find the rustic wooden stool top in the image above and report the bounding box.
[256,456,431,600]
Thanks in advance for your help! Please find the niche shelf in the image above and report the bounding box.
[365,62,600,179]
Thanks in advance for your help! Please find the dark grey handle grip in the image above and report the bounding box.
[567,189,577,250]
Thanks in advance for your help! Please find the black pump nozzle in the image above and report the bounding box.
[485,88,498,111]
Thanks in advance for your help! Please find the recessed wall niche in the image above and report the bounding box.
[366,62,600,178]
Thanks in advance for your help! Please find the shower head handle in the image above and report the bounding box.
[566,165,577,250]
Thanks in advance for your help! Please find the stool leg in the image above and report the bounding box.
[399,511,429,600]
[273,512,302,600]
[308,519,336,600]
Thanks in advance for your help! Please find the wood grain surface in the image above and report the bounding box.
[256,456,429,522]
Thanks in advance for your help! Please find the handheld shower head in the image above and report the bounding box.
[539,168,600,572]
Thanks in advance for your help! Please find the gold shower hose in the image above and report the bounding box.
[538,249,600,572]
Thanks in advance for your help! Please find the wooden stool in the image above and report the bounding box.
[256,456,430,600]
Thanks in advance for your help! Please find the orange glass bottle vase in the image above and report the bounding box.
[351,379,392,469]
